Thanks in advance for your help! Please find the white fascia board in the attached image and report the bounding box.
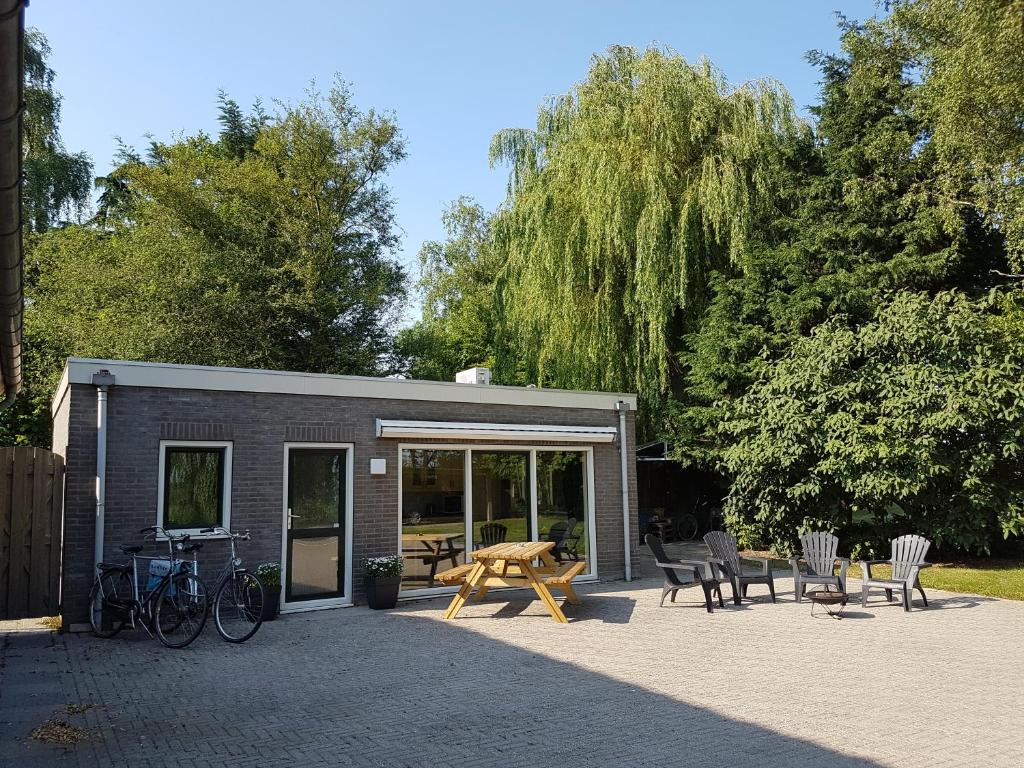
[53,358,638,414]
[376,419,618,443]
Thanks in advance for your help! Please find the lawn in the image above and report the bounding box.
[744,550,1024,601]
[845,559,1024,601]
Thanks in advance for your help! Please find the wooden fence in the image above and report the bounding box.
[0,447,65,619]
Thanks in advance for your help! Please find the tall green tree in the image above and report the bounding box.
[892,0,1024,268]
[25,83,407,444]
[489,46,800,426]
[0,30,93,446]
[397,198,503,381]
[22,29,91,233]
[720,290,1024,556]
[677,15,1006,466]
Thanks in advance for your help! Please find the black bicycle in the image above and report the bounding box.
[89,526,209,649]
[200,526,265,643]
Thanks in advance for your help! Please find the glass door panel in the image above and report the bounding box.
[471,451,531,548]
[401,449,466,591]
[286,448,347,602]
[537,451,589,568]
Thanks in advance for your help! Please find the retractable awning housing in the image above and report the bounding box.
[375,419,618,443]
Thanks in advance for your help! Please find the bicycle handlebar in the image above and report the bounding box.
[199,526,251,540]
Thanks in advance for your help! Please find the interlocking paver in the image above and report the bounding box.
[1,576,1022,767]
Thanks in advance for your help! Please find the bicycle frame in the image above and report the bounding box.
[95,526,199,636]
[201,526,251,594]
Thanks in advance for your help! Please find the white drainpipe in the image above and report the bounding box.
[92,370,115,570]
[616,401,632,581]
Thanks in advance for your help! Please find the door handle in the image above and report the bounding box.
[287,509,301,529]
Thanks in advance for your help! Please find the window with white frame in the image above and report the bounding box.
[399,446,595,591]
[158,441,232,534]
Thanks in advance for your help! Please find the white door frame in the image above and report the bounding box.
[396,443,598,598]
[280,442,354,613]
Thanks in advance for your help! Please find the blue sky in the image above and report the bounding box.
[31,0,879,320]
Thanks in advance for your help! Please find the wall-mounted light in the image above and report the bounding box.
[369,458,386,476]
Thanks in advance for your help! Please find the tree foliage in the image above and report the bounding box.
[676,15,1006,466]
[893,0,1024,268]
[21,83,407,443]
[720,290,1024,556]
[22,29,91,233]
[396,198,503,381]
[489,46,800,424]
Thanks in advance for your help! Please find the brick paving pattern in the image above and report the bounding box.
[2,575,1022,767]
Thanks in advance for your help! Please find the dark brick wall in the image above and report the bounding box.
[55,383,639,624]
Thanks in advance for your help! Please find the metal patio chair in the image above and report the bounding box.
[859,535,932,612]
[789,531,850,601]
[703,530,776,604]
[645,534,724,613]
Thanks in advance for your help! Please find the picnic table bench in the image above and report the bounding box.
[436,541,587,624]
[401,533,464,588]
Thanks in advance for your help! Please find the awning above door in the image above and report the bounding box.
[375,419,617,443]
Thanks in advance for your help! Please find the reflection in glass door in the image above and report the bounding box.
[285,448,349,603]
[471,451,531,548]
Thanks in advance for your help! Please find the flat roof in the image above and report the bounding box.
[53,358,638,414]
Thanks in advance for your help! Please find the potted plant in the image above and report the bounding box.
[363,555,403,609]
[255,562,282,621]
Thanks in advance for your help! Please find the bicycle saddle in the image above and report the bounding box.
[178,542,203,554]
[121,544,143,555]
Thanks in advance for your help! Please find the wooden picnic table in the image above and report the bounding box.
[401,533,464,587]
[436,540,588,624]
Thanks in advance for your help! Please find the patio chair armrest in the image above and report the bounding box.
[917,562,933,568]
[655,560,701,571]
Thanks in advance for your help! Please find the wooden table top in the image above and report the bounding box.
[472,541,555,561]
[401,533,463,543]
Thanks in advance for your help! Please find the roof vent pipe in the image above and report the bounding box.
[455,367,491,386]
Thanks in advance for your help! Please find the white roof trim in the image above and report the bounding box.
[52,358,638,414]
[376,419,618,443]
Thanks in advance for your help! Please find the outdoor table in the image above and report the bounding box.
[401,533,464,588]
[440,540,587,624]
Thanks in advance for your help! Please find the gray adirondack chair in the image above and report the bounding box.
[703,530,776,604]
[859,535,932,612]
[789,532,850,601]
[645,534,724,613]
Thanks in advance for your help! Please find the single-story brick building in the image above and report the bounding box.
[52,358,639,626]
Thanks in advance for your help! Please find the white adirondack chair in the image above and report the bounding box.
[703,531,776,604]
[859,535,932,612]
[789,531,850,601]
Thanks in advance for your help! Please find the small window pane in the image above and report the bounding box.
[165,448,224,529]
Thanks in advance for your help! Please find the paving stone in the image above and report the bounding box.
[1,576,1022,767]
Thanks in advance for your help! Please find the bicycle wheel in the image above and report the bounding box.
[214,571,264,643]
[154,570,208,649]
[89,569,132,638]
[674,513,699,541]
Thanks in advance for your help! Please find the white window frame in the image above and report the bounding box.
[280,443,355,614]
[396,443,598,598]
[156,440,233,539]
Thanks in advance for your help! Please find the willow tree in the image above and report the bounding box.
[489,46,800,426]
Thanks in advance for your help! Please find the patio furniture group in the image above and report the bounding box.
[649,531,934,614]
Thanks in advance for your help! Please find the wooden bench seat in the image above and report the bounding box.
[434,563,475,584]
[544,560,588,586]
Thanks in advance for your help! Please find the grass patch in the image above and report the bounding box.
[846,559,1024,601]
[740,549,1024,601]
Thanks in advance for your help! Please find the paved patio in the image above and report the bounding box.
[2,574,1022,767]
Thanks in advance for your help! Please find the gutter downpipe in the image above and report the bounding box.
[616,401,632,581]
[92,370,114,570]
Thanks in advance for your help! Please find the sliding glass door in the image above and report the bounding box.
[399,447,594,593]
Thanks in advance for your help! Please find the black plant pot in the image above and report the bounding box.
[260,587,281,622]
[364,574,401,610]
